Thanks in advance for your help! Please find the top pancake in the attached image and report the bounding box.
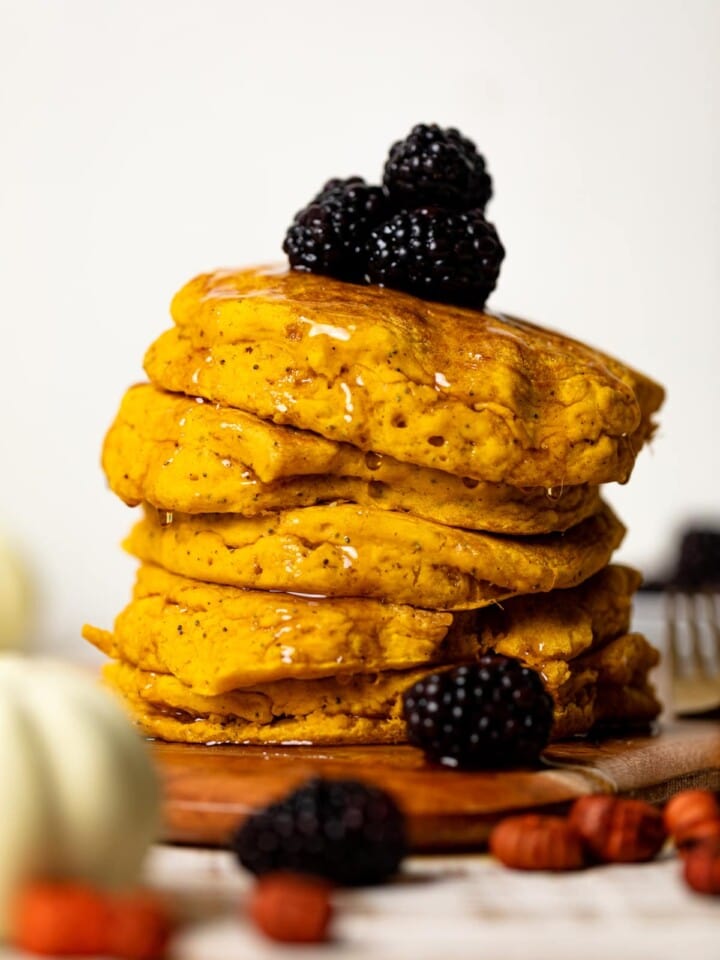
[144,266,664,487]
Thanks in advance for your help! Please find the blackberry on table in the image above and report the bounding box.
[366,207,505,308]
[283,177,389,281]
[403,656,554,769]
[231,777,407,886]
[383,123,493,210]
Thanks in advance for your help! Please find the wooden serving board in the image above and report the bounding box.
[153,721,720,850]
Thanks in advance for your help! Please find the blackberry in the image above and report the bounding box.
[403,657,554,769]
[311,176,364,203]
[231,777,407,886]
[383,124,493,210]
[283,177,389,281]
[366,207,504,308]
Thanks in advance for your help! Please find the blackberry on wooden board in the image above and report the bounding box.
[403,657,554,769]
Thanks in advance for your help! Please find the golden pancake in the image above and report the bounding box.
[144,266,664,487]
[540,632,659,705]
[554,682,661,739]
[105,630,660,745]
[124,501,624,610]
[105,659,414,745]
[104,383,600,534]
[478,564,642,663]
[82,564,476,693]
[83,563,638,695]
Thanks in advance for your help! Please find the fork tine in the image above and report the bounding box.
[703,591,720,665]
[686,592,707,677]
[665,589,682,676]
[705,590,719,635]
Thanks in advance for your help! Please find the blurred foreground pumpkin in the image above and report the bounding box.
[0,656,160,937]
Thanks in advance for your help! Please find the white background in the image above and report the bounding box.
[1,0,718,659]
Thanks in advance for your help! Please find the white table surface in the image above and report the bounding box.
[6,839,719,960]
[147,844,720,960]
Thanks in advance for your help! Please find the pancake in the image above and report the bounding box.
[478,564,642,663]
[105,629,660,745]
[144,266,664,487]
[104,383,601,534]
[540,632,659,706]
[124,501,625,610]
[82,564,476,693]
[554,682,661,739]
[83,563,638,695]
[105,659,412,745]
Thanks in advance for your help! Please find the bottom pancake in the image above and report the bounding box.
[547,630,661,736]
[105,626,661,745]
[555,682,661,738]
[105,659,414,745]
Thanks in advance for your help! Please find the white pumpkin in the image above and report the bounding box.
[0,535,30,650]
[0,656,161,937]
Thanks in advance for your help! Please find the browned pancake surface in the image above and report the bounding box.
[144,267,664,487]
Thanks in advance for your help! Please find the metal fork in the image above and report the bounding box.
[666,590,720,715]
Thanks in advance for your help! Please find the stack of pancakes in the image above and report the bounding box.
[84,267,665,745]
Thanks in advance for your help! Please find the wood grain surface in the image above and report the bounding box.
[153,721,720,849]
